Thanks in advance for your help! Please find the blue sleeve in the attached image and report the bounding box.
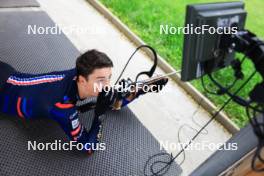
[49,105,102,155]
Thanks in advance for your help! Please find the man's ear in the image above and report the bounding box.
[77,75,88,84]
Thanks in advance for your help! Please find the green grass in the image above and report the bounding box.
[99,0,264,128]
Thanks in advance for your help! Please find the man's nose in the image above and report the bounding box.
[104,82,110,87]
[105,79,111,85]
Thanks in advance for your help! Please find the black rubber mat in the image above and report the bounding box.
[0,11,182,176]
[0,0,39,8]
[0,11,79,73]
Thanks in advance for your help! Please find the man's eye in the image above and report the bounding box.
[96,79,106,84]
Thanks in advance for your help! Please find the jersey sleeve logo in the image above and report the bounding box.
[71,119,80,129]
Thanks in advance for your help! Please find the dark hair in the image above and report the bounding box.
[76,49,113,79]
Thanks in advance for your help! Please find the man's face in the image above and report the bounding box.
[77,67,112,98]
